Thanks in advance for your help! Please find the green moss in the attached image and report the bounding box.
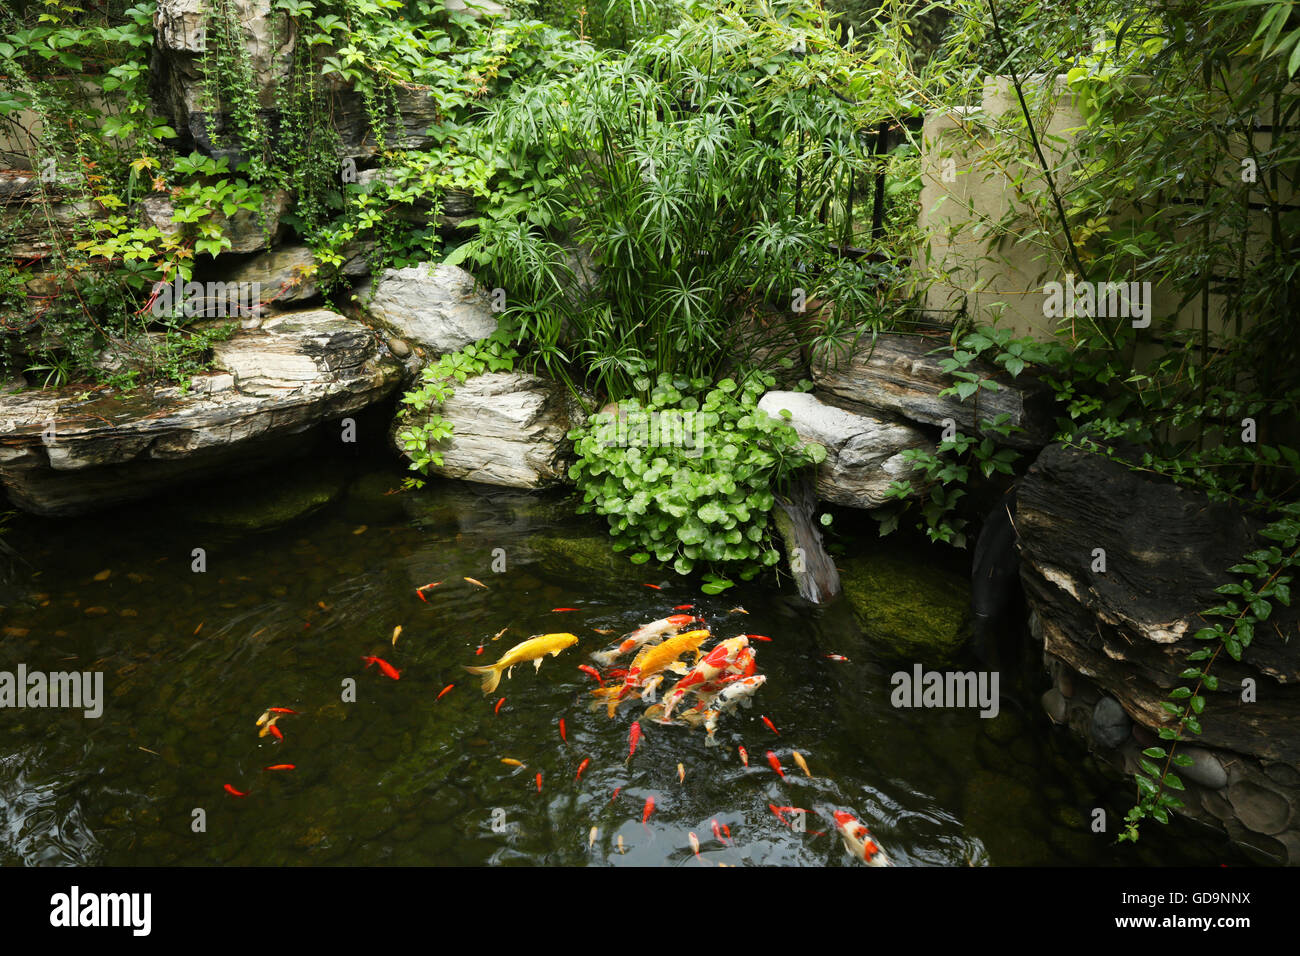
[838,549,971,664]
[530,532,641,580]
[191,467,346,531]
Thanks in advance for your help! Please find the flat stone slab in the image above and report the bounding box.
[0,310,401,515]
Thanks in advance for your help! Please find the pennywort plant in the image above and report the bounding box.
[568,371,826,591]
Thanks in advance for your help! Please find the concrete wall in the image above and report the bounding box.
[915,75,1286,349]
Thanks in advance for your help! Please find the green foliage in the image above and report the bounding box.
[568,370,826,587]
[396,333,519,475]
[450,1,921,402]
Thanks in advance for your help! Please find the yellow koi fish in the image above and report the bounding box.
[591,629,710,717]
[464,633,579,694]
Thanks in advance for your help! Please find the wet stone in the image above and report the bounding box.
[1181,747,1228,790]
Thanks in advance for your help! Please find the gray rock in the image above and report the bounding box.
[1041,688,1067,723]
[1181,747,1228,790]
[1090,697,1131,749]
[1226,780,1292,835]
[812,333,1055,449]
[386,336,412,358]
[357,263,499,356]
[393,370,584,488]
[0,310,401,515]
[217,243,372,312]
[137,190,292,256]
[756,390,933,508]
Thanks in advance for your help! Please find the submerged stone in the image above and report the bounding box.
[838,549,971,664]
[187,466,347,531]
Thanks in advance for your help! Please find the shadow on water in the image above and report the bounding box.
[0,454,1253,866]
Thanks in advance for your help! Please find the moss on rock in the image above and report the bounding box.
[190,466,347,531]
[838,549,971,664]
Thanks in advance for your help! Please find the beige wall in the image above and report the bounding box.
[914,75,1285,351]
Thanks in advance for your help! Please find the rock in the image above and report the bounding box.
[811,333,1055,449]
[137,190,292,256]
[983,708,1024,744]
[1018,443,1300,762]
[187,465,346,531]
[1090,697,1131,749]
[1182,747,1228,790]
[444,0,508,17]
[214,243,371,312]
[838,547,971,663]
[393,371,585,488]
[386,337,411,358]
[151,0,295,162]
[0,310,401,515]
[1041,688,1067,724]
[756,390,933,508]
[1225,780,1292,835]
[357,263,499,356]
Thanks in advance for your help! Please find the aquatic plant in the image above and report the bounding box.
[568,370,825,591]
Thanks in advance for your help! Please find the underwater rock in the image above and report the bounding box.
[186,465,346,531]
[961,770,1053,866]
[1089,697,1131,749]
[757,390,933,508]
[811,333,1054,450]
[837,548,971,663]
[0,310,401,516]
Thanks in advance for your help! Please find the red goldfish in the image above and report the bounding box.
[495,697,506,715]
[711,818,731,845]
[437,684,454,701]
[766,751,785,777]
[263,764,294,771]
[578,664,604,686]
[642,796,655,824]
[362,656,400,680]
[575,758,590,782]
[626,721,643,764]
[738,745,749,767]
[223,784,247,797]
[761,715,780,735]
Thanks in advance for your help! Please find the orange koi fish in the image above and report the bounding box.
[536,773,543,793]
[643,583,662,590]
[711,818,731,845]
[436,684,454,701]
[495,697,506,715]
[268,707,298,715]
[224,784,247,797]
[745,634,772,642]
[559,718,567,743]
[738,745,749,767]
[361,656,401,680]
[626,721,643,764]
[269,724,284,741]
[761,715,780,735]
[766,751,785,777]
[476,645,484,655]
[793,752,812,777]
[611,787,621,803]
[552,607,579,612]
[263,764,295,771]
[642,796,655,824]
[575,758,590,782]
[578,664,604,686]
[674,605,694,610]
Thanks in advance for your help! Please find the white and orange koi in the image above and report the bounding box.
[834,811,894,867]
[591,614,699,667]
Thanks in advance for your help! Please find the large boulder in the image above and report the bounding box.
[393,371,585,489]
[757,390,933,508]
[812,333,1055,449]
[1018,442,1300,862]
[356,263,499,357]
[138,190,292,256]
[0,310,401,515]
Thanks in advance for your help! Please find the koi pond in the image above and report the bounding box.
[0,454,1247,866]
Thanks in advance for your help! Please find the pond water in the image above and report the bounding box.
[0,454,1249,866]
